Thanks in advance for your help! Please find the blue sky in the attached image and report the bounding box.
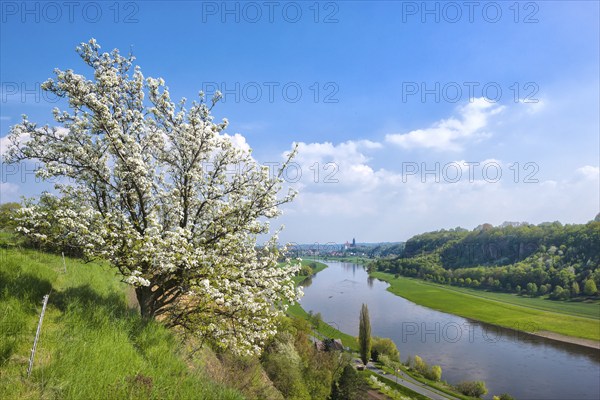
[1,1,599,243]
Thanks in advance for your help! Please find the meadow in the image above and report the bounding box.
[371,272,600,342]
[0,246,243,399]
[290,259,329,285]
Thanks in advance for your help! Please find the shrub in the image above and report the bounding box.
[299,264,314,276]
[371,337,399,362]
[424,365,442,382]
[456,381,488,398]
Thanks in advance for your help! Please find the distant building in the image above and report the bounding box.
[344,238,356,250]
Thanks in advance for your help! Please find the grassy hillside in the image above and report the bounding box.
[0,245,244,399]
[371,272,600,342]
[286,302,358,351]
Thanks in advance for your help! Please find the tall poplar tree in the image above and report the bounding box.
[358,303,371,365]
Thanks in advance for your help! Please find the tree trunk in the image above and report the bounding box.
[136,286,155,319]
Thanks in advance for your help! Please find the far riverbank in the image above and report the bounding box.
[370,271,600,349]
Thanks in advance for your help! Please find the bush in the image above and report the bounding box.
[408,355,441,381]
[371,349,380,362]
[0,202,20,231]
[378,354,391,368]
[493,394,515,400]
[409,355,428,375]
[371,337,399,362]
[299,264,314,276]
[14,194,86,257]
[456,381,488,397]
[307,311,323,329]
[425,365,442,382]
[550,285,570,300]
[584,279,598,296]
[329,365,366,400]
[261,316,341,400]
[262,334,311,400]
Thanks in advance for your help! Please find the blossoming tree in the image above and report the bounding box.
[4,39,300,355]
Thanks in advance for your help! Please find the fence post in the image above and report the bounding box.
[62,252,67,273]
[27,294,49,377]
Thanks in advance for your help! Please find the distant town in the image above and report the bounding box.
[288,239,404,258]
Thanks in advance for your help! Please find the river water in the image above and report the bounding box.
[298,261,600,400]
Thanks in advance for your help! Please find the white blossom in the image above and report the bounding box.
[4,39,301,355]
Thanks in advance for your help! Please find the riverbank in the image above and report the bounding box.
[287,260,359,350]
[287,261,466,399]
[321,255,370,265]
[291,259,328,285]
[371,271,600,347]
[534,330,600,350]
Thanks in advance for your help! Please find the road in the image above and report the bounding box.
[354,359,461,400]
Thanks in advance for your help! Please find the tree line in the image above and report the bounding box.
[371,220,600,299]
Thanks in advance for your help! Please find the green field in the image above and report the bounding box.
[291,259,328,285]
[424,280,600,319]
[371,272,600,342]
[0,247,243,399]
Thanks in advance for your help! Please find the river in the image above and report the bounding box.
[298,261,600,400]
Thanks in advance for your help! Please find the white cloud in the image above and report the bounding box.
[288,140,385,193]
[0,134,15,157]
[519,98,546,114]
[385,98,504,151]
[0,135,8,156]
[223,133,251,153]
[279,165,600,243]
[293,140,381,162]
[576,165,599,180]
[1,130,35,157]
[277,132,599,242]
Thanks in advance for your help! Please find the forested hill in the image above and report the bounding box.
[372,218,600,299]
[404,220,600,269]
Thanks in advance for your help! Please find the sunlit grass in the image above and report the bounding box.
[0,247,243,399]
[371,272,600,341]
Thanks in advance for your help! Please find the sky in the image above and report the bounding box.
[1,1,599,244]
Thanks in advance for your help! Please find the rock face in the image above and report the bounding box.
[401,221,599,269]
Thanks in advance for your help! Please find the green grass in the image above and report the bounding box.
[0,247,243,400]
[291,259,328,285]
[376,364,475,400]
[286,302,358,351]
[371,272,600,342]
[422,283,600,319]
